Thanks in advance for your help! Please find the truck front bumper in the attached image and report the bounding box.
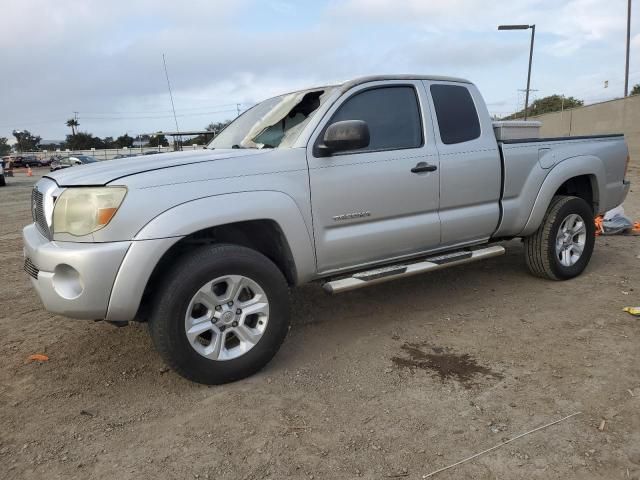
[22,224,131,319]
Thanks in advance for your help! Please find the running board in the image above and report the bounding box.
[322,245,505,294]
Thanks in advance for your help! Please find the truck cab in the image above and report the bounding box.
[305,77,502,273]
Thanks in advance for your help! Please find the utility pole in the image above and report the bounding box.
[236,103,241,117]
[625,0,632,96]
[517,89,538,118]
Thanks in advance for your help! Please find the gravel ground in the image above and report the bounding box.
[1,166,640,480]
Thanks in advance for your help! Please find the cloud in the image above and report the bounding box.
[0,0,637,139]
[329,0,628,54]
[383,36,527,69]
[326,0,541,33]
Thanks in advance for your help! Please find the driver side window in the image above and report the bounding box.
[330,86,423,153]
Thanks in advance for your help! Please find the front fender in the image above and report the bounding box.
[135,190,316,278]
[105,191,316,321]
[519,155,604,237]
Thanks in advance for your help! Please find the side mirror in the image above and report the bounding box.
[317,120,370,156]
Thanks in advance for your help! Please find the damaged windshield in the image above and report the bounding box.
[207,87,335,149]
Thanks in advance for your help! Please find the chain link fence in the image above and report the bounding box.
[4,144,207,163]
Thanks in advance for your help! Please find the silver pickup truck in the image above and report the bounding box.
[23,75,630,384]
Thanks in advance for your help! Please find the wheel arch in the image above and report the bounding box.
[135,219,298,322]
[106,191,316,322]
[519,155,604,237]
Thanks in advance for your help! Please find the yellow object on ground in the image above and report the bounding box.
[623,307,640,316]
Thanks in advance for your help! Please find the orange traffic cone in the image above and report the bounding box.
[27,166,33,177]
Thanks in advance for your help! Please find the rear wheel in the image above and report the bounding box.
[524,195,595,280]
[148,244,290,384]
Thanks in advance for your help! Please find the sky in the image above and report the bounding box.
[1,0,638,142]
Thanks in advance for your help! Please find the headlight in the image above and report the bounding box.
[52,187,127,236]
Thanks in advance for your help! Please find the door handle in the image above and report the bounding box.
[411,162,437,173]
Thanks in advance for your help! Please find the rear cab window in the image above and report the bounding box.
[430,84,481,144]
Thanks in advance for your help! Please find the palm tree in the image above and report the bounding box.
[66,118,79,136]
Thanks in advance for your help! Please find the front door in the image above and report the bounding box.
[307,81,441,273]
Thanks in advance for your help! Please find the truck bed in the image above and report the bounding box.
[493,133,629,238]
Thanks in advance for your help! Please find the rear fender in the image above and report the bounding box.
[519,155,604,237]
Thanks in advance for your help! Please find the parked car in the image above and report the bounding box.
[50,155,97,171]
[23,74,630,385]
[8,155,37,168]
[37,156,53,167]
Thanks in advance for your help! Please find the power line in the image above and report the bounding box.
[81,108,239,121]
[0,107,244,130]
[0,118,67,128]
[80,102,249,115]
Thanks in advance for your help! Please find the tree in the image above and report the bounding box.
[631,84,640,95]
[66,118,79,136]
[63,131,105,150]
[12,130,42,152]
[115,134,134,148]
[186,121,231,145]
[0,137,11,156]
[103,136,115,148]
[147,134,169,147]
[503,95,583,119]
[206,121,230,133]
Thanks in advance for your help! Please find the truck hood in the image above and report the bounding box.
[46,149,267,186]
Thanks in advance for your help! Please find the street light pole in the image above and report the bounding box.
[524,25,536,120]
[499,24,536,120]
[625,0,632,96]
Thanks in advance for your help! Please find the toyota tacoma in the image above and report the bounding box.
[23,75,631,384]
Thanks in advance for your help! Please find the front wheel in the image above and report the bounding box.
[524,195,595,280]
[148,244,290,384]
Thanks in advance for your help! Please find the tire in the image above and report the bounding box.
[148,244,290,384]
[0,174,5,186]
[524,195,595,280]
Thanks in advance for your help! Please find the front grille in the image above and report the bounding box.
[31,187,51,239]
[24,257,39,279]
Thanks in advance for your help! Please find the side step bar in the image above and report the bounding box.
[323,245,505,294]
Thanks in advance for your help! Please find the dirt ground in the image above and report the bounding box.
[1,166,640,480]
